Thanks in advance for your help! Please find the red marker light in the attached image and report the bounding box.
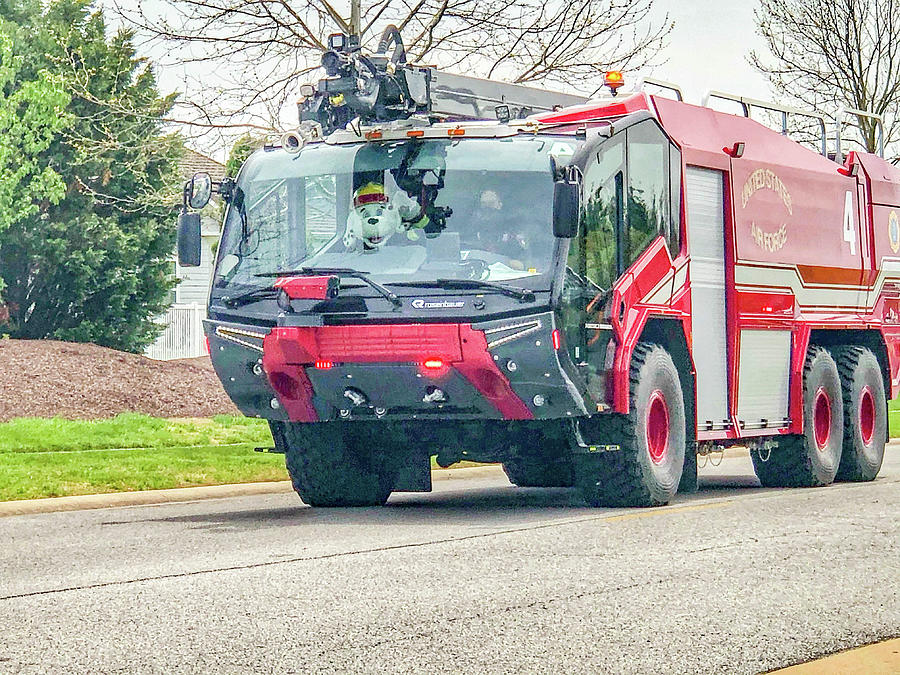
[552,329,561,350]
[205,336,210,354]
[314,360,334,370]
[423,358,445,370]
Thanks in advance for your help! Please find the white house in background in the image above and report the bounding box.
[145,150,226,361]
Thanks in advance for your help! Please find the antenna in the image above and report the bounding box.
[350,0,361,40]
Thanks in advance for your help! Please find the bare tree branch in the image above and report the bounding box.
[751,0,900,161]
[109,0,672,148]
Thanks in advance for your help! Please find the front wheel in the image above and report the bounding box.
[270,421,394,507]
[576,343,686,507]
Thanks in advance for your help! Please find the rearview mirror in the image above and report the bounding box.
[188,172,212,210]
[177,211,202,267]
[552,179,580,238]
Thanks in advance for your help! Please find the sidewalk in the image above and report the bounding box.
[770,637,900,674]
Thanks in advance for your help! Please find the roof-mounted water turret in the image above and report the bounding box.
[298,26,586,136]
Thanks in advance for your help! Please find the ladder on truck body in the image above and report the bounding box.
[428,71,587,121]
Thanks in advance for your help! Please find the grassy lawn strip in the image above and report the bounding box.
[0,443,288,501]
[0,413,273,453]
[5,399,896,502]
[0,413,486,501]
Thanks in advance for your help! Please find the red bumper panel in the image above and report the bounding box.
[262,324,532,422]
[261,341,319,423]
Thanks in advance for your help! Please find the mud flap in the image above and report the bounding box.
[679,443,698,493]
[392,454,433,492]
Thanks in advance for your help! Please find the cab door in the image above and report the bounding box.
[558,134,625,402]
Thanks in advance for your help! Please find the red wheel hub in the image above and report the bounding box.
[646,390,670,464]
[859,386,875,446]
[813,387,832,451]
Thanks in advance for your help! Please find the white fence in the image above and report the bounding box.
[144,303,207,360]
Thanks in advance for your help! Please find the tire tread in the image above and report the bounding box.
[751,346,842,487]
[832,345,886,482]
[272,421,393,507]
[578,343,682,507]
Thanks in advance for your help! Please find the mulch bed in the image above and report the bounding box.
[0,339,239,421]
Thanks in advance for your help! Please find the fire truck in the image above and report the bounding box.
[178,28,897,507]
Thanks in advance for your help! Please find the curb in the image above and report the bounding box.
[0,465,506,518]
[2,442,894,518]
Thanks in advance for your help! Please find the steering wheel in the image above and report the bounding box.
[237,229,260,257]
[460,258,489,280]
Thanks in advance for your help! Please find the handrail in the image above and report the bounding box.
[701,89,829,156]
[834,105,885,162]
[635,77,684,102]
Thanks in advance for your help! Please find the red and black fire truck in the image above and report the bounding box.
[178,28,897,507]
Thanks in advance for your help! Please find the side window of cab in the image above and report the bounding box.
[626,120,682,262]
[579,135,625,291]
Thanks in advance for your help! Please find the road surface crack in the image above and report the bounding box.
[0,502,724,601]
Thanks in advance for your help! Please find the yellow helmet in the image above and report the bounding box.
[353,182,388,207]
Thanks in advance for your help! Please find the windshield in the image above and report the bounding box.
[212,136,578,296]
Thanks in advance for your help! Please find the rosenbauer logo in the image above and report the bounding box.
[411,298,465,310]
[742,168,793,253]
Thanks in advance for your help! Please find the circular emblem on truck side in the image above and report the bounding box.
[889,211,900,253]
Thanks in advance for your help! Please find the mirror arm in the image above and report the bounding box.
[216,177,236,203]
[181,179,193,211]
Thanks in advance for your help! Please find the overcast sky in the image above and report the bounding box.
[648,0,771,103]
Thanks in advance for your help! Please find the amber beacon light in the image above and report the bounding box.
[604,71,625,96]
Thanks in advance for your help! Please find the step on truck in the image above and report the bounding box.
[178,27,898,507]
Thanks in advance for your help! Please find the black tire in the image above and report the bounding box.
[751,347,843,487]
[270,421,394,507]
[502,456,574,487]
[832,346,886,481]
[576,343,686,507]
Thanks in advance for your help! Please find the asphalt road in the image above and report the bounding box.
[1,449,898,674]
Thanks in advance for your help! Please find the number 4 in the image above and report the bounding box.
[843,190,857,255]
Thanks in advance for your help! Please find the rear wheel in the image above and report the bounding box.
[833,346,886,482]
[576,343,686,507]
[751,347,843,487]
[270,421,394,507]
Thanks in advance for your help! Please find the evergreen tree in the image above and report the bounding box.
[0,0,183,352]
[0,15,69,302]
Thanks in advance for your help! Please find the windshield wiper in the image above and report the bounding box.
[219,287,278,308]
[393,278,536,303]
[255,267,402,308]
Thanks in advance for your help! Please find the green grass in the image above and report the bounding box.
[0,443,288,501]
[0,413,273,453]
[10,397,892,503]
[889,398,900,438]
[0,414,282,501]
[0,413,484,501]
